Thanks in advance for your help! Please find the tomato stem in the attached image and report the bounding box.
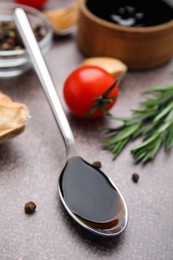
[84,80,118,118]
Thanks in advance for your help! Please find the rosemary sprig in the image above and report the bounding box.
[102,85,173,163]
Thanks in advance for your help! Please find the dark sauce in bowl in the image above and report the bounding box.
[86,0,173,27]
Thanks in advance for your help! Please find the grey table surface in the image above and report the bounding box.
[0,0,173,259]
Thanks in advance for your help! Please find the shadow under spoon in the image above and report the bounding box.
[14,8,128,237]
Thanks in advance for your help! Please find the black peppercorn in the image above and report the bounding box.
[0,21,45,51]
[92,161,102,169]
[24,201,36,214]
[132,173,139,183]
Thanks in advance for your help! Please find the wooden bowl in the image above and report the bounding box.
[77,0,173,70]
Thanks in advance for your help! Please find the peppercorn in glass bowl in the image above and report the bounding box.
[0,3,52,77]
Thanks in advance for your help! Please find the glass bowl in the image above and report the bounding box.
[0,3,53,77]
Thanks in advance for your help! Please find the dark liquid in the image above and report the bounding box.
[59,157,124,229]
[86,0,173,27]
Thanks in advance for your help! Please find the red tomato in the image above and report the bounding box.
[63,66,119,118]
[15,0,47,9]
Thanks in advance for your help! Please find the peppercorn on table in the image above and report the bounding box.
[0,0,173,259]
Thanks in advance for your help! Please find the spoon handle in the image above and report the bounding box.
[14,8,78,158]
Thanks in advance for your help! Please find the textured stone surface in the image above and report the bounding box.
[0,0,173,259]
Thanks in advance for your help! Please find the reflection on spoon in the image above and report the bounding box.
[14,8,128,237]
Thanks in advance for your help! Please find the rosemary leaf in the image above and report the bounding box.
[131,134,162,163]
[164,122,173,150]
[145,85,173,93]
[154,102,173,122]
[112,137,130,159]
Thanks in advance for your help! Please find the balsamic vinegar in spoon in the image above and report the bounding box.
[59,157,126,230]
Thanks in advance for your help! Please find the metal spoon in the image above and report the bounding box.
[14,8,128,237]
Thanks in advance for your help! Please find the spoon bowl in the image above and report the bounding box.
[59,156,127,236]
[14,8,128,237]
